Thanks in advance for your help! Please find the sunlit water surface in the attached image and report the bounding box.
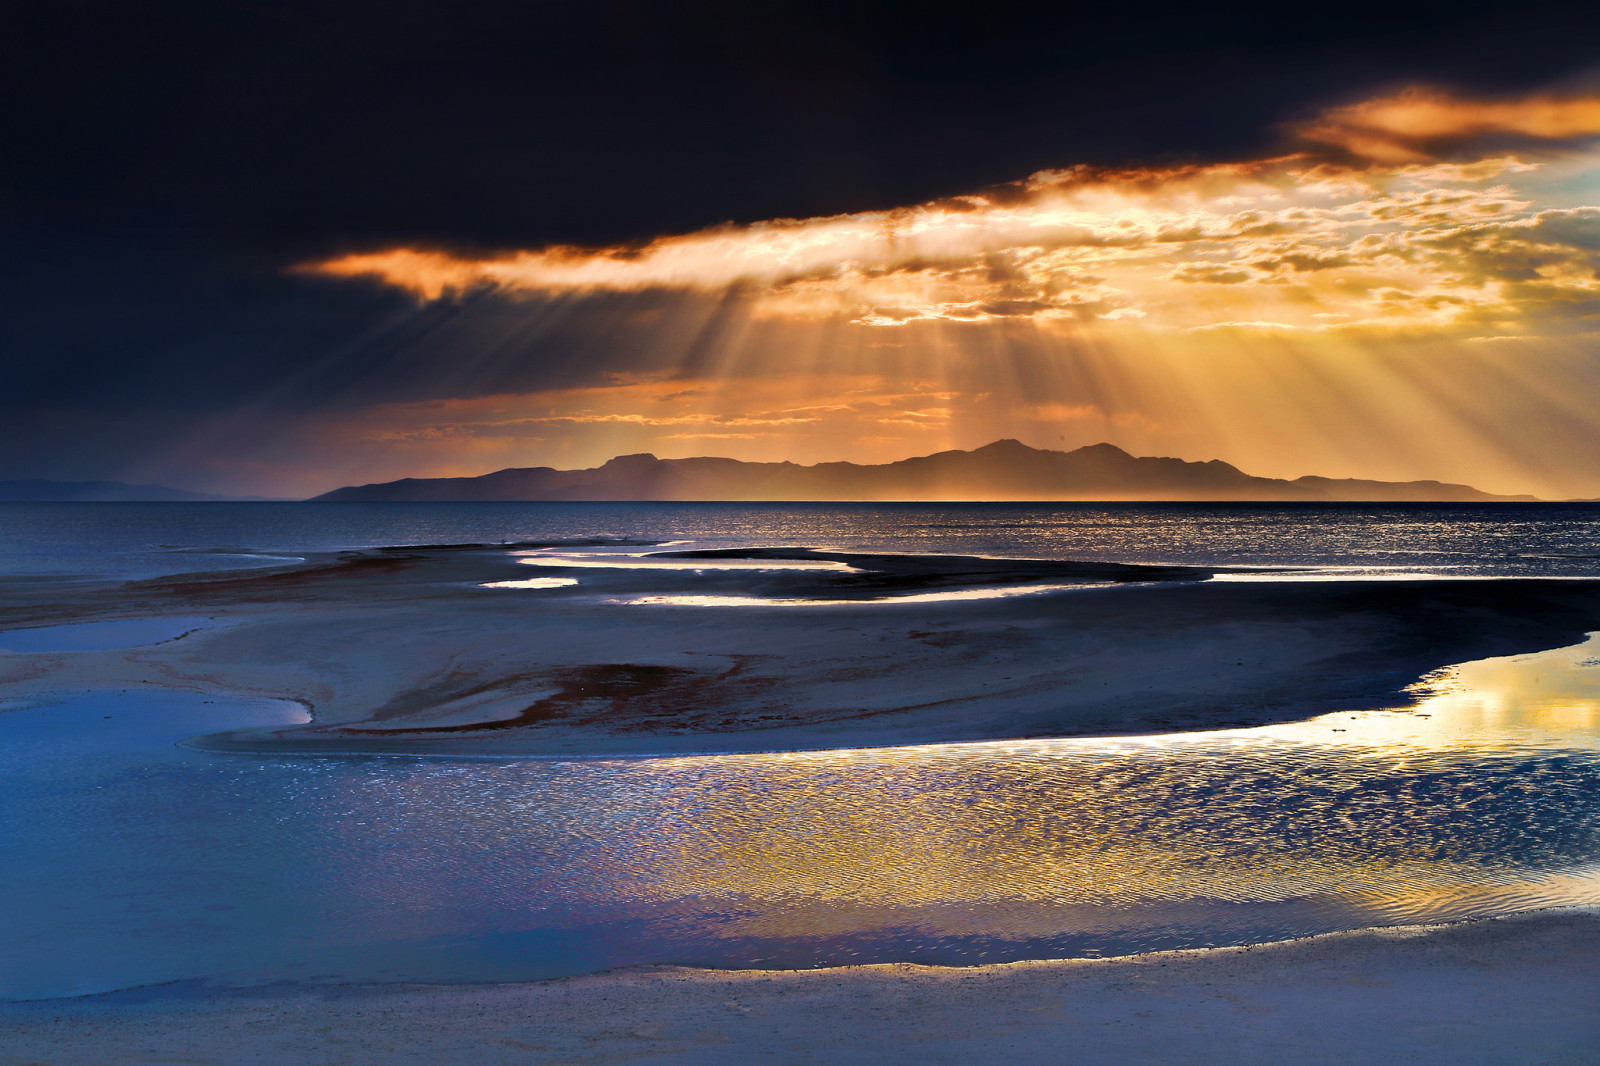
[4,634,1600,1000]
[4,501,1600,579]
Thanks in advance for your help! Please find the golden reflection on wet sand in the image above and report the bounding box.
[608,583,1103,607]
[513,550,858,571]
[1240,634,1600,751]
[479,576,580,590]
[326,636,1600,950]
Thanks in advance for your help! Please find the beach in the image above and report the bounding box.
[2,543,1599,756]
[15,3,1600,1058]
[4,910,1598,1064]
[4,537,1600,1061]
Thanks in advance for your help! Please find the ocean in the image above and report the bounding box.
[3,500,1600,580]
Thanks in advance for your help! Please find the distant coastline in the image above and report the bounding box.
[312,439,1538,503]
[3,443,1561,502]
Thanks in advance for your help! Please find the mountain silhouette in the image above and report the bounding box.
[312,441,1536,502]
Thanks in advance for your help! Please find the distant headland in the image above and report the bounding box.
[312,440,1538,503]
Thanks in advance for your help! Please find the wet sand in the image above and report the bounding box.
[1,543,1599,756]
[4,545,1600,1060]
[4,910,1597,1064]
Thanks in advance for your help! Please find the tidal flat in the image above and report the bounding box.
[4,534,1600,1060]
[4,541,1599,756]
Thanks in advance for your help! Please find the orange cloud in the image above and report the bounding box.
[299,88,1600,344]
[1299,88,1600,162]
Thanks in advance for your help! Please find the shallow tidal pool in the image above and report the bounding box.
[4,635,1600,1000]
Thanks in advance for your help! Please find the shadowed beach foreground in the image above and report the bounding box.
[3,911,1598,1064]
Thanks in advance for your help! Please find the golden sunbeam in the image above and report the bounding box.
[269,86,1600,498]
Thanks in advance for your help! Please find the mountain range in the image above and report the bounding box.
[312,441,1538,503]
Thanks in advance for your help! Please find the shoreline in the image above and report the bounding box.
[6,909,1598,1063]
[5,542,1600,1060]
[4,543,1600,758]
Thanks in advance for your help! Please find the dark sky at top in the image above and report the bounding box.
[3,0,1599,486]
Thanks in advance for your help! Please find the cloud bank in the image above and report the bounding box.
[82,85,1591,500]
[306,89,1600,344]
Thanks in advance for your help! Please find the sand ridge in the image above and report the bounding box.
[2,543,1600,757]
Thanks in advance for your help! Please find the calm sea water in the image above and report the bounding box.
[2,501,1600,580]
[3,502,1600,999]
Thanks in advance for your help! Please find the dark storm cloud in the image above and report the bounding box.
[5,0,1600,486]
[8,0,1599,255]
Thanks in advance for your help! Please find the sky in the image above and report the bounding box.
[5,1,1600,499]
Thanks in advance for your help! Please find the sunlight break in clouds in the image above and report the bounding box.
[1301,88,1600,162]
[306,88,1600,338]
[273,87,1600,500]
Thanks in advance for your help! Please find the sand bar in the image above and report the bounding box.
[2,543,1599,756]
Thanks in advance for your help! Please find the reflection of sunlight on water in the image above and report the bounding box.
[609,583,1103,607]
[1193,635,1600,752]
[1212,568,1600,583]
[1210,566,1447,582]
[9,636,1600,993]
[514,550,857,572]
[316,635,1600,955]
[479,576,579,589]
